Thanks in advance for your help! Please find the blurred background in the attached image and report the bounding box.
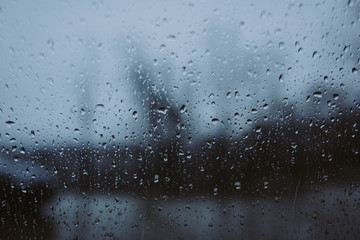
[0,0,359,239]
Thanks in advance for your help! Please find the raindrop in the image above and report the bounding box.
[154,174,159,183]
[279,74,283,82]
[157,107,168,114]
[278,42,285,50]
[95,104,105,110]
[312,51,319,59]
[211,118,219,124]
[47,77,54,85]
[5,121,15,127]
[313,91,322,98]
[180,105,186,113]
[213,187,218,196]
[167,35,176,41]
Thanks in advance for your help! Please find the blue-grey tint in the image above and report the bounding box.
[0,0,359,239]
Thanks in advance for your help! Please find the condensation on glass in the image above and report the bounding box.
[0,0,359,239]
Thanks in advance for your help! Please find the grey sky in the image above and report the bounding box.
[0,0,358,148]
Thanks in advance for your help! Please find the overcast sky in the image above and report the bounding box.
[0,0,359,148]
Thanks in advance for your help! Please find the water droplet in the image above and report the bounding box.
[159,44,166,52]
[278,42,285,50]
[5,121,15,127]
[95,104,104,110]
[47,77,54,85]
[167,35,176,41]
[153,59,158,66]
[157,107,167,114]
[234,181,241,190]
[180,105,186,113]
[279,74,283,82]
[211,118,219,124]
[154,174,159,183]
[20,147,26,154]
[312,51,319,59]
[313,91,322,98]
[213,187,218,196]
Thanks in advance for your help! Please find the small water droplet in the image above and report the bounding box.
[95,104,104,110]
[234,181,241,190]
[211,118,219,124]
[5,121,15,128]
[154,174,159,183]
[279,74,283,82]
[157,107,167,114]
[213,187,218,196]
[313,91,322,98]
[312,51,319,59]
[278,42,285,50]
[47,77,54,85]
[167,35,176,41]
[180,105,186,113]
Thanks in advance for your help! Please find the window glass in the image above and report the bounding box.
[1,0,359,239]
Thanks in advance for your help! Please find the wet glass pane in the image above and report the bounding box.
[1,0,360,239]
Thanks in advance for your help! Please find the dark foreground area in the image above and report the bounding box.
[1,105,359,239]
